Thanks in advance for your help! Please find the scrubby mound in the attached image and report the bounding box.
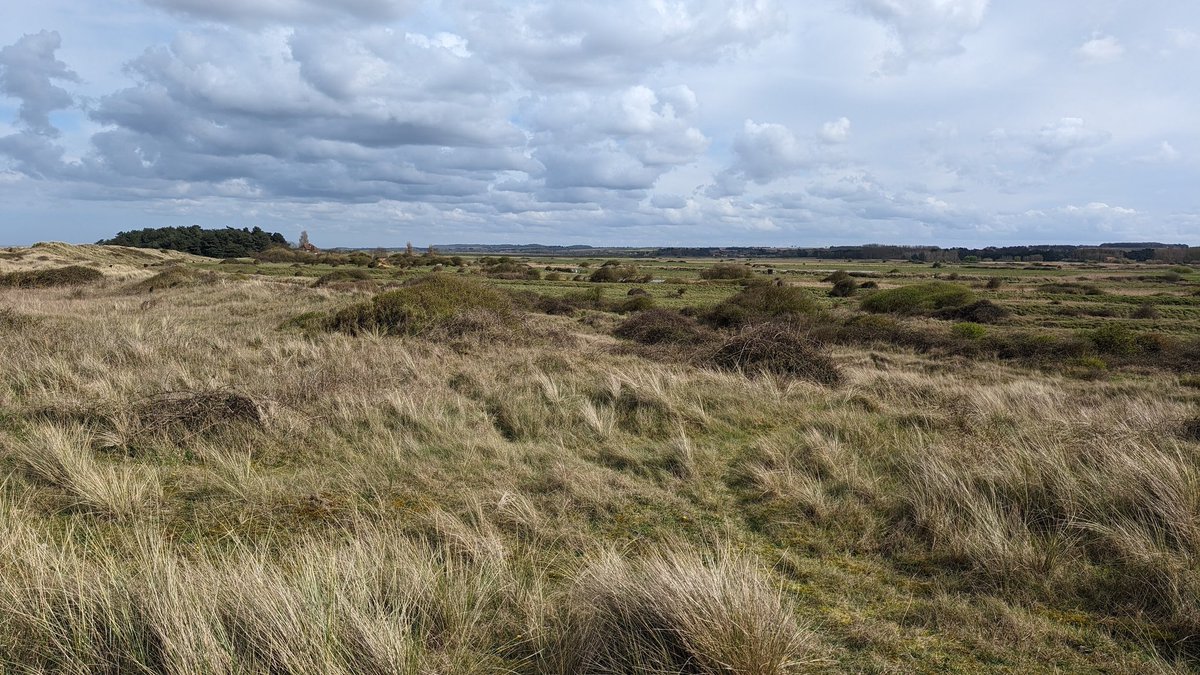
[327,274,514,336]
[0,265,104,289]
[1040,282,1103,296]
[932,299,1010,323]
[860,282,975,315]
[704,323,842,385]
[704,284,819,328]
[135,388,269,438]
[589,264,650,283]
[614,309,714,346]
[128,267,219,292]
[699,263,755,280]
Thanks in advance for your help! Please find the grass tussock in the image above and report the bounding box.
[558,549,819,674]
[0,265,104,288]
[9,424,159,518]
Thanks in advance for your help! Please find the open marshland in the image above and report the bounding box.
[1,243,1198,672]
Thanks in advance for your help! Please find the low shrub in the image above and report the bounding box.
[828,278,857,297]
[327,274,513,336]
[699,263,754,280]
[589,265,651,283]
[0,265,104,289]
[1085,324,1140,356]
[1040,282,1102,296]
[703,323,842,385]
[932,299,1010,323]
[481,260,541,280]
[1130,303,1161,319]
[860,282,975,315]
[312,269,371,286]
[128,267,220,293]
[985,277,1004,289]
[134,388,269,437]
[704,284,819,328]
[614,309,714,346]
[952,322,987,340]
[617,295,655,313]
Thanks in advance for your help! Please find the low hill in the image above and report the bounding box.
[0,242,209,277]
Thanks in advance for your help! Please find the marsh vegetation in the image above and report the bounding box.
[0,245,1198,672]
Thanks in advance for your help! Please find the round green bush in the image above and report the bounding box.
[327,274,513,336]
[704,284,819,328]
[859,282,975,315]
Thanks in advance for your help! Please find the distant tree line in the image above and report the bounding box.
[99,226,289,259]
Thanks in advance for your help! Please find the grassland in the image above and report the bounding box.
[0,245,1198,672]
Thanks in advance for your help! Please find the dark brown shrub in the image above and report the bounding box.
[0,265,104,288]
[700,263,755,280]
[614,309,715,346]
[829,278,857,297]
[703,323,842,385]
[1131,303,1161,319]
[932,299,1010,323]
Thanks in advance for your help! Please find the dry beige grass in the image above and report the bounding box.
[0,265,1197,672]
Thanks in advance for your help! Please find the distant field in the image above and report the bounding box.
[0,244,1198,672]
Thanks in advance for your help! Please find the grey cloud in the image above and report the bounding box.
[453,0,787,86]
[1032,118,1110,160]
[855,0,989,74]
[709,118,848,195]
[74,27,528,202]
[0,31,79,136]
[0,131,66,176]
[142,0,411,25]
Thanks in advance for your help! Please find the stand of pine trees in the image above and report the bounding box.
[99,226,290,258]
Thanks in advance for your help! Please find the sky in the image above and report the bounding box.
[0,0,1197,248]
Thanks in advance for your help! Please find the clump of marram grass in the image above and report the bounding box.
[859,282,975,315]
[11,424,159,518]
[703,323,842,386]
[0,265,103,288]
[556,549,819,674]
[327,274,514,336]
[0,307,39,331]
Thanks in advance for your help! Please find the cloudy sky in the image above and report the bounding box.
[0,0,1196,247]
